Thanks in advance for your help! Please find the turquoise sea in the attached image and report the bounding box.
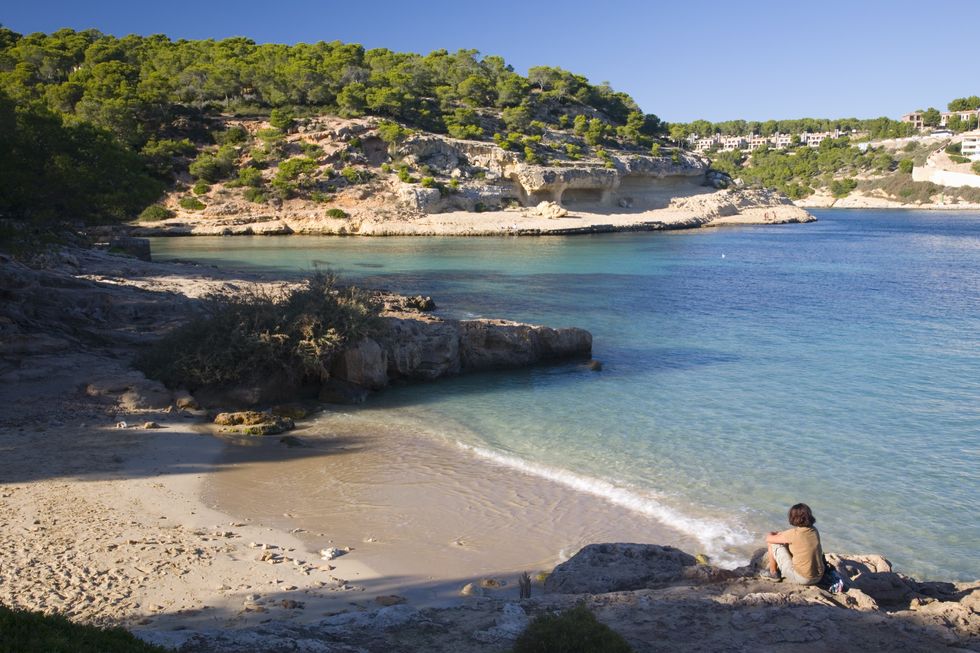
[150,209,980,581]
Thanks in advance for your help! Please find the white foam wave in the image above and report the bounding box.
[456,441,754,567]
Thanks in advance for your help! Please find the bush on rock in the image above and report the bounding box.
[512,604,633,653]
[136,274,383,392]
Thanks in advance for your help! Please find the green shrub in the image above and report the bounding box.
[136,274,382,390]
[140,138,196,177]
[244,187,267,203]
[524,145,542,164]
[448,177,460,192]
[274,157,318,195]
[512,604,633,653]
[420,176,436,188]
[192,180,211,195]
[138,204,175,221]
[256,127,283,143]
[310,191,333,203]
[584,118,610,146]
[178,196,206,211]
[341,166,363,184]
[650,143,662,156]
[381,162,391,173]
[189,150,235,183]
[899,159,914,174]
[949,154,969,164]
[973,161,980,175]
[326,208,348,219]
[237,166,263,187]
[269,108,295,131]
[397,165,415,183]
[830,178,858,198]
[0,605,167,653]
[565,143,582,160]
[216,125,249,145]
[447,122,483,140]
[301,142,324,158]
[947,142,962,155]
[376,120,412,146]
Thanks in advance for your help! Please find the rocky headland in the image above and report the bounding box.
[126,116,814,238]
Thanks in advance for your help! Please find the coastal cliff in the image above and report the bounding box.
[126,116,814,238]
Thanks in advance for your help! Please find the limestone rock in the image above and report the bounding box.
[213,411,294,436]
[396,185,443,212]
[458,320,592,371]
[534,201,569,219]
[330,338,388,390]
[471,603,529,643]
[544,543,697,594]
[380,317,461,380]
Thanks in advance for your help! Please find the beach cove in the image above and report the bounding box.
[151,209,980,584]
[1,209,978,651]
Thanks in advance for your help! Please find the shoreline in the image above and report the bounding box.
[796,193,980,211]
[126,188,817,239]
[202,403,718,606]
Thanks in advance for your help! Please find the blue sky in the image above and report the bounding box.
[3,0,977,123]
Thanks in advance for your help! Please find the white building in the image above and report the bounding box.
[961,130,980,161]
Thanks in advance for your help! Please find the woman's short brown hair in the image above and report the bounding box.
[788,503,815,527]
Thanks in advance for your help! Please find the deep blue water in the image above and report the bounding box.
[150,209,980,580]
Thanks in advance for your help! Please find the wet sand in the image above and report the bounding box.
[205,405,704,606]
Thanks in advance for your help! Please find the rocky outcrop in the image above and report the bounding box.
[396,134,710,211]
[322,312,593,401]
[213,410,295,435]
[544,543,698,594]
[144,542,980,653]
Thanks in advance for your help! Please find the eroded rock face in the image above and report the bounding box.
[544,543,698,594]
[396,134,710,212]
[330,337,388,390]
[331,315,592,390]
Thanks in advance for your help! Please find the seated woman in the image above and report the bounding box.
[759,502,824,584]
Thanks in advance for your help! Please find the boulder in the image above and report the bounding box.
[458,320,592,371]
[213,411,294,435]
[330,337,388,390]
[544,543,697,594]
[534,201,569,219]
[381,317,461,380]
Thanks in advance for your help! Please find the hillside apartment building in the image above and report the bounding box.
[961,130,980,161]
[901,109,980,130]
[691,129,846,153]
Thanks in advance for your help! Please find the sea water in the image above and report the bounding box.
[150,209,980,580]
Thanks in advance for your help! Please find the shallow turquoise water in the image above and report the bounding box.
[151,209,980,580]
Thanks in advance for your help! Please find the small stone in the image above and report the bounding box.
[141,421,161,429]
[320,547,347,561]
[460,583,486,597]
[374,595,406,606]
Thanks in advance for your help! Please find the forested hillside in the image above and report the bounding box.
[0,27,671,232]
